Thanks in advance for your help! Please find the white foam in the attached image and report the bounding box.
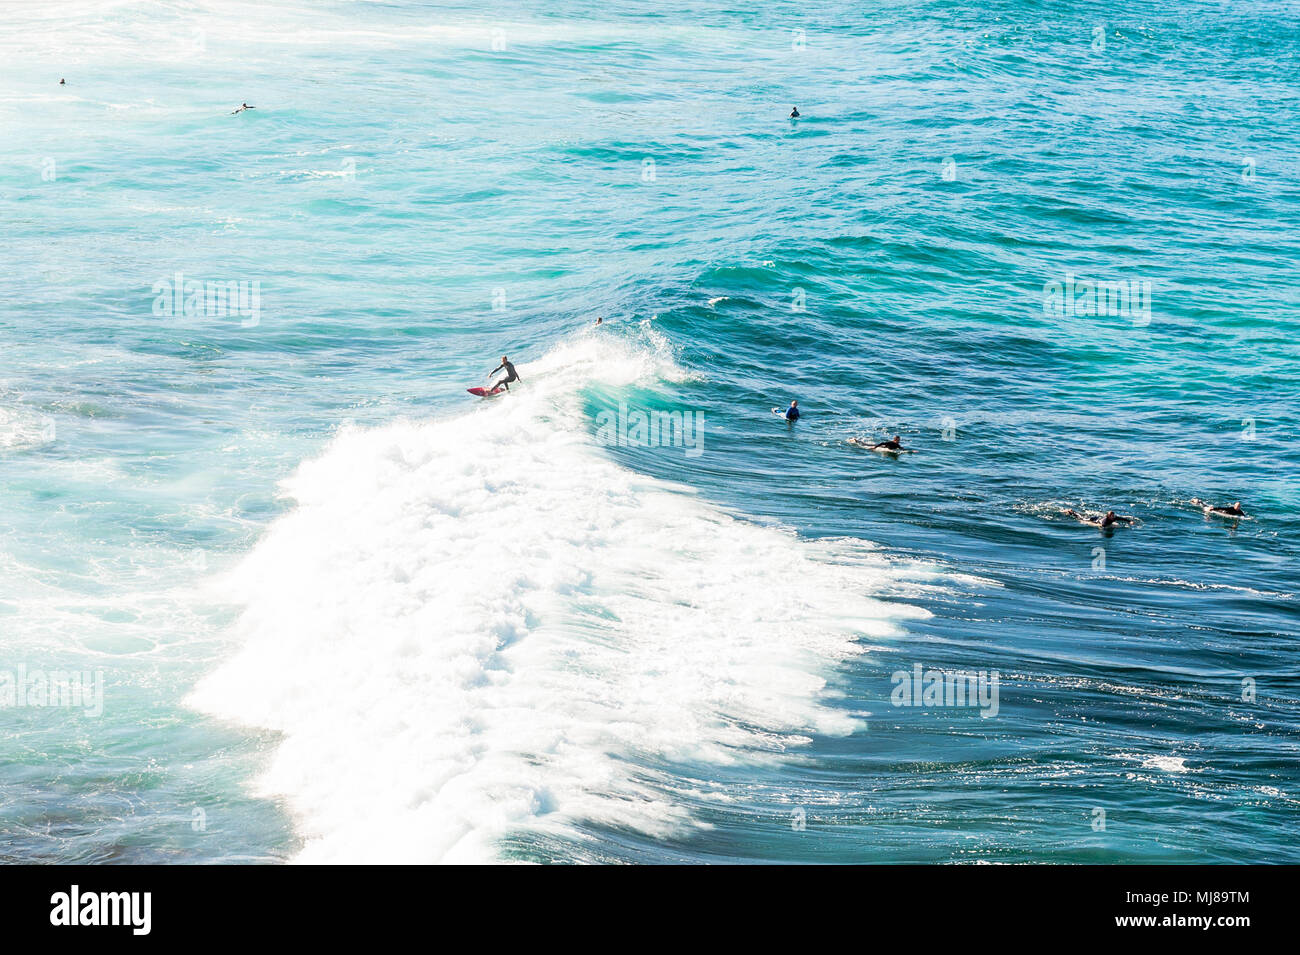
[0,404,56,451]
[1142,755,1191,773]
[190,332,932,863]
[0,1,784,66]
[1117,753,1193,774]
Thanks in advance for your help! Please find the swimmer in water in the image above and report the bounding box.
[1063,508,1135,528]
[773,400,800,421]
[231,103,255,114]
[1192,499,1246,517]
[790,106,800,118]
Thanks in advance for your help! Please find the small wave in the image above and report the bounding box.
[278,168,357,181]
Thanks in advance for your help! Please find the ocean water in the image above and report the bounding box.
[1,0,1298,864]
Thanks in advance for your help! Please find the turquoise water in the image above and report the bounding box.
[1,0,1297,863]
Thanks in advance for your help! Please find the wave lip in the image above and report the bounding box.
[190,333,929,863]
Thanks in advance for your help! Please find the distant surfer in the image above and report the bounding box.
[59,78,66,86]
[232,102,255,114]
[790,106,800,118]
[1192,499,1246,517]
[1062,508,1135,528]
[773,400,800,421]
[488,355,521,392]
[594,316,603,326]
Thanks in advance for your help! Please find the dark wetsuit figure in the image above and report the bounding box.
[490,358,521,392]
[1064,509,1134,528]
[1194,499,1246,517]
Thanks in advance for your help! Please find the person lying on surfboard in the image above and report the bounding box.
[848,434,913,452]
[488,355,521,392]
[1192,499,1246,517]
[1062,508,1135,528]
[868,435,905,452]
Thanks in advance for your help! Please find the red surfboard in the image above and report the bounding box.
[467,385,505,397]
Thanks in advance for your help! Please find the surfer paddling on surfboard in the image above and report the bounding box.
[488,355,521,393]
[848,434,915,454]
[1192,499,1246,518]
[772,400,800,421]
[1062,508,1135,529]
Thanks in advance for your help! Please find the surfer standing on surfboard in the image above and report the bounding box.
[488,355,521,393]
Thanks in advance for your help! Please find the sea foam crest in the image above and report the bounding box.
[190,331,929,862]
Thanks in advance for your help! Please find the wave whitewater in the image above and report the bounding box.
[190,330,932,862]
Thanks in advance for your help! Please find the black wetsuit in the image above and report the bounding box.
[1066,509,1132,527]
[490,360,520,391]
